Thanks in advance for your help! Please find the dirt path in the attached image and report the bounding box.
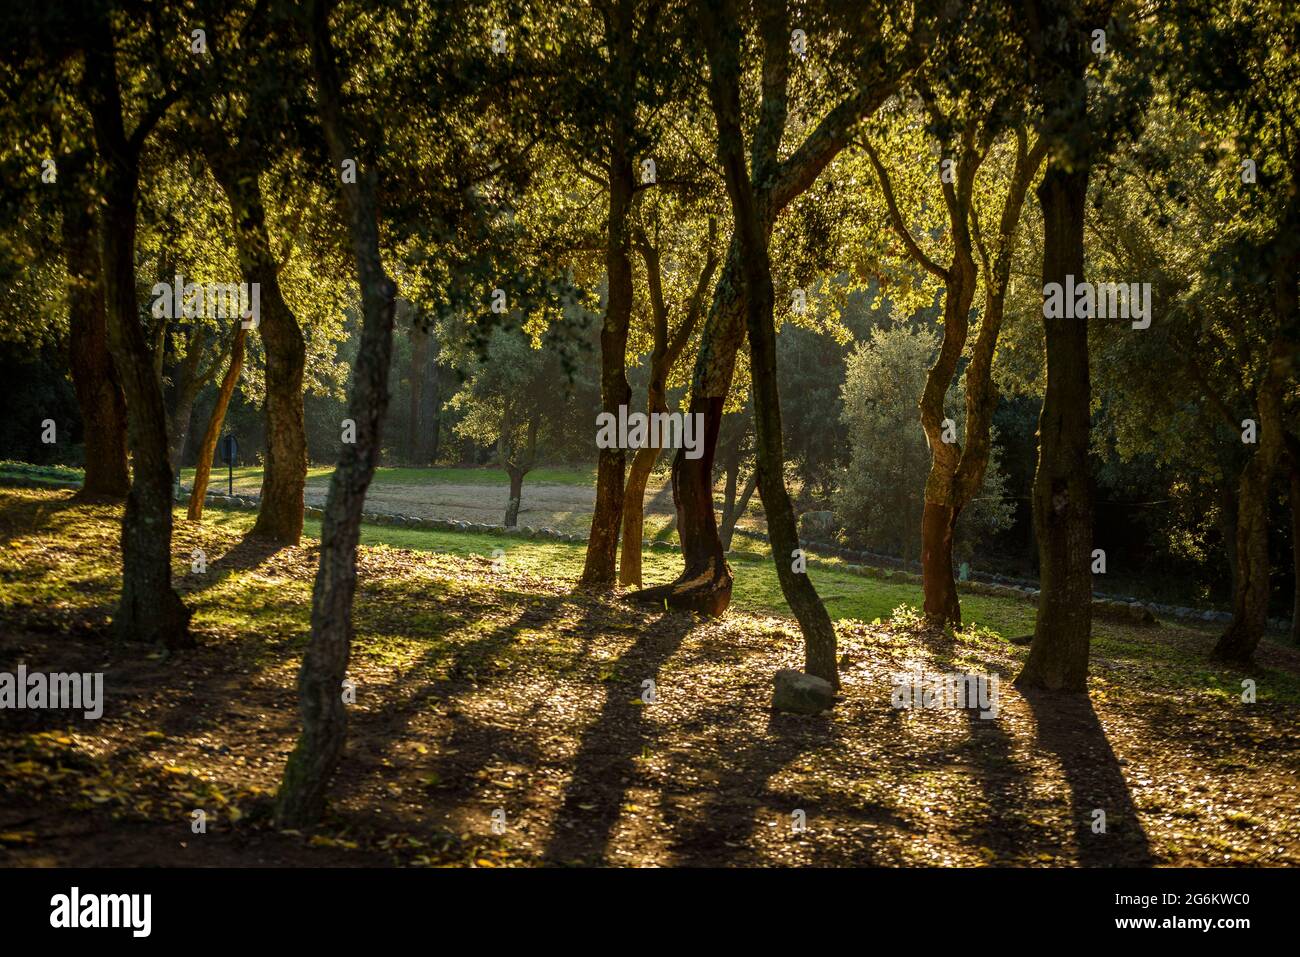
[304,481,665,535]
[303,479,672,534]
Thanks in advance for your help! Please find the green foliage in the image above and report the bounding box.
[837,324,1013,562]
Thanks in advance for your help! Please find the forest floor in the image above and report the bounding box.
[0,487,1296,867]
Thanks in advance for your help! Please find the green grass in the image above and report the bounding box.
[0,462,84,485]
[202,506,1300,704]
[196,506,1005,626]
[2,484,1296,707]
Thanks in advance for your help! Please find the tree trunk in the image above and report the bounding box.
[166,344,204,473]
[721,447,740,529]
[618,444,660,587]
[1017,163,1093,692]
[505,467,524,527]
[580,0,636,589]
[634,394,733,613]
[81,19,191,649]
[61,152,129,500]
[632,241,742,614]
[1213,352,1287,662]
[919,252,976,626]
[275,0,399,828]
[212,160,309,546]
[408,318,428,464]
[921,501,963,624]
[720,469,757,552]
[187,327,247,521]
[1291,458,1300,646]
[635,0,940,615]
[417,334,442,464]
[701,0,838,688]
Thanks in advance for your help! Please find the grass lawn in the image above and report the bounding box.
[198,505,1300,704]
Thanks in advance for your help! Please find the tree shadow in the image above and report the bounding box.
[176,535,291,599]
[913,628,1053,862]
[1020,687,1153,866]
[329,593,576,811]
[542,607,695,865]
[661,707,888,865]
[0,489,93,537]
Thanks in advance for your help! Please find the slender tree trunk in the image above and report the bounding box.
[619,444,660,586]
[276,0,399,828]
[1213,352,1287,662]
[81,20,191,648]
[61,152,129,500]
[505,467,525,527]
[418,334,442,464]
[721,448,740,527]
[701,0,837,688]
[1290,458,1300,646]
[408,319,428,465]
[1018,163,1093,691]
[580,0,636,589]
[213,161,309,546]
[721,469,757,552]
[919,255,975,626]
[187,327,247,521]
[632,243,742,613]
[618,217,718,587]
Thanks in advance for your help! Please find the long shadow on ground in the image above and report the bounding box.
[1021,687,1153,865]
[542,606,695,865]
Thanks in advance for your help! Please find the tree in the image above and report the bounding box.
[184,7,313,546]
[856,27,1044,626]
[635,0,949,615]
[186,323,246,520]
[276,0,399,827]
[618,216,718,586]
[698,0,844,687]
[0,11,132,500]
[1014,0,1117,691]
[79,3,191,648]
[838,324,1014,563]
[573,0,679,588]
[1159,0,1300,662]
[449,322,590,526]
[61,145,129,499]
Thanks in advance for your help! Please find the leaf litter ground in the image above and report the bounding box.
[0,488,1295,866]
